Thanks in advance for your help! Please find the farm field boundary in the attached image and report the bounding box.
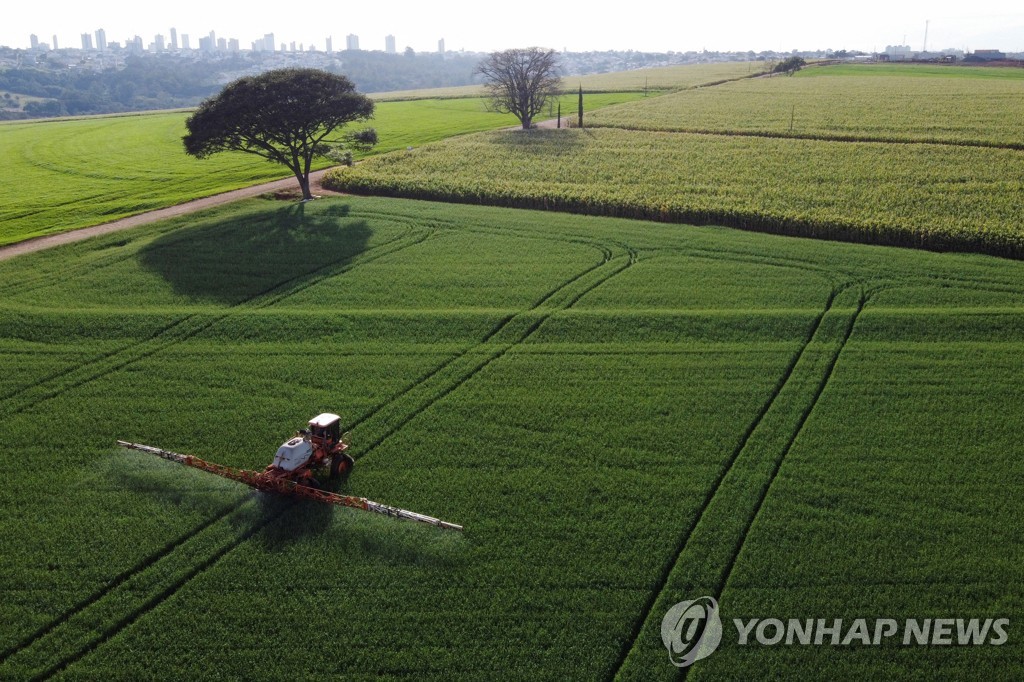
[324,128,1024,259]
[582,123,1024,151]
[0,92,649,250]
[327,63,1024,260]
[585,63,1024,149]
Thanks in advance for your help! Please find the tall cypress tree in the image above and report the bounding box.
[577,85,583,128]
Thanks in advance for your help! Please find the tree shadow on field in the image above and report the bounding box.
[138,202,371,304]
[495,126,591,156]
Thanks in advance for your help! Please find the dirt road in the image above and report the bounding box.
[0,169,338,263]
[0,120,567,264]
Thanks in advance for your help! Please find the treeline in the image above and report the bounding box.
[329,51,479,93]
[0,50,481,119]
[0,54,246,118]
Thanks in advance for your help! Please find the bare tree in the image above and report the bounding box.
[476,48,561,129]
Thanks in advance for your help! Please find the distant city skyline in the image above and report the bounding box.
[3,0,1024,53]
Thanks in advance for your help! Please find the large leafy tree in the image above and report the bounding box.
[183,68,376,200]
[476,48,561,129]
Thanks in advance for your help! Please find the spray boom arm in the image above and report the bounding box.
[116,440,463,531]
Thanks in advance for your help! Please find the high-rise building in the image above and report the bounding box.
[290,41,297,52]
[52,35,58,50]
[346,34,359,51]
[170,27,178,50]
[95,28,106,51]
[438,38,445,54]
[198,35,215,53]
[385,34,396,54]
[182,34,190,50]
[228,38,239,51]
[29,34,39,50]
[155,34,165,52]
[217,37,226,51]
[264,33,275,52]
[81,33,93,50]
[325,36,333,53]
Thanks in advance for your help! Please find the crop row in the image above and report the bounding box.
[324,128,1024,257]
[586,65,1024,147]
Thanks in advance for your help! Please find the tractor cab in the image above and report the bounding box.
[308,413,342,449]
[270,413,352,483]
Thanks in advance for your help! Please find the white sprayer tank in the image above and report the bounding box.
[272,437,313,471]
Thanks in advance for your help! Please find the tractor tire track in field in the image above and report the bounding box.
[0,223,435,670]
[2,234,631,679]
[0,500,238,667]
[0,225,430,419]
[610,284,867,681]
[0,497,288,681]
[67,243,635,677]
[5,209,849,677]
[341,230,613,438]
[0,214,606,672]
[329,220,615,435]
[703,293,867,601]
[350,243,636,461]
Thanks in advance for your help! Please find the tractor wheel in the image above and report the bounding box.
[302,475,322,491]
[330,453,355,482]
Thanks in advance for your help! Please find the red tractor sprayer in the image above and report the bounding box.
[118,413,462,531]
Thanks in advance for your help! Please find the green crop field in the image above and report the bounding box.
[325,64,1024,258]
[373,93,650,148]
[0,196,1020,679]
[0,93,647,248]
[2,60,1022,680]
[370,62,763,100]
[568,61,764,91]
[324,127,1024,256]
[585,63,1024,146]
[0,111,294,246]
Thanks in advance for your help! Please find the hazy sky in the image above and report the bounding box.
[4,0,1024,53]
